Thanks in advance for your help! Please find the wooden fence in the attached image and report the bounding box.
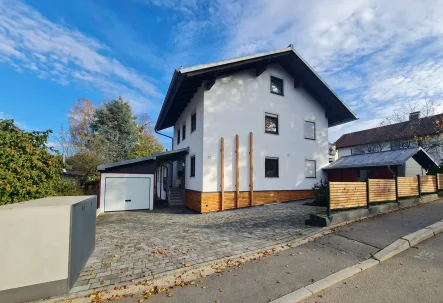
[328,174,442,215]
[329,182,367,210]
[397,177,419,197]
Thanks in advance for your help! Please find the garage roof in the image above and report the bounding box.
[323,147,438,170]
[97,148,189,171]
[155,45,357,131]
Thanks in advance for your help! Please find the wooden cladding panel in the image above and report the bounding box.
[369,179,396,203]
[421,175,437,193]
[438,174,443,191]
[397,177,419,197]
[185,190,314,213]
[184,190,202,213]
[330,182,367,210]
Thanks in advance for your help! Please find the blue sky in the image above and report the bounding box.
[1,0,443,149]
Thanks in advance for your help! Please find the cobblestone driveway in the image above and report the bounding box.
[72,201,321,293]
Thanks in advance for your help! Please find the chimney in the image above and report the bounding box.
[409,111,420,123]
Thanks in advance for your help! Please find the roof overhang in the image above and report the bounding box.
[323,147,438,171]
[97,148,189,171]
[155,46,357,131]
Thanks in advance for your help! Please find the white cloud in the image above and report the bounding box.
[0,0,162,113]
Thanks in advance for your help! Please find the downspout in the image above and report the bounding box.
[155,130,174,150]
[387,165,396,178]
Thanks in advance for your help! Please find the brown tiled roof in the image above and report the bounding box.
[335,113,443,148]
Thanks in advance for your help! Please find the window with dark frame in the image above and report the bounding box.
[305,160,316,178]
[190,155,195,177]
[265,157,279,177]
[304,121,316,140]
[182,124,186,141]
[270,76,283,96]
[177,129,180,144]
[191,112,196,132]
[265,113,278,134]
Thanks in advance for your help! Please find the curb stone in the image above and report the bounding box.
[305,267,361,294]
[402,228,434,247]
[425,221,443,235]
[373,239,410,262]
[271,219,442,303]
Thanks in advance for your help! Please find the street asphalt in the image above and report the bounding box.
[302,232,443,303]
[90,200,443,303]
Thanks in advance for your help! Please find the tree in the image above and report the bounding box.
[59,98,95,157]
[65,151,103,185]
[0,119,67,204]
[90,97,138,161]
[131,113,164,158]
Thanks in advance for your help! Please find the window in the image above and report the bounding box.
[177,129,180,144]
[304,121,316,140]
[305,160,316,178]
[182,124,186,141]
[270,76,283,96]
[190,155,195,177]
[265,113,279,134]
[191,112,196,132]
[265,157,279,177]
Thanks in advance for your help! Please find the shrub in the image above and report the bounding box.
[312,179,329,207]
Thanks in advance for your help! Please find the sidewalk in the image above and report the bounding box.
[64,199,443,303]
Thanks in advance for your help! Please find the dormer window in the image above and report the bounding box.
[270,76,283,96]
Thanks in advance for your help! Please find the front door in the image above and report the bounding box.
[177,158,185,189]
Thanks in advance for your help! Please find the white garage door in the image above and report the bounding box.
[104,176,152,211]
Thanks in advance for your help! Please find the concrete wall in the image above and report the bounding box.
[0,196,96,303]
[173,85,204,191]
[202,63,328,192]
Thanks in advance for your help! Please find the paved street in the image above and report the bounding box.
[71,201,321,293]
[303,232,443,303]
[100,199,443,303]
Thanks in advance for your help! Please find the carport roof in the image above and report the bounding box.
[97,147,189,171]
[323,147,438,170]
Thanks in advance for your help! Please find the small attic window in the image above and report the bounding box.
[270,76,283,96]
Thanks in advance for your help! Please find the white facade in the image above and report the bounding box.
[172,63,329,193]
[172,86,204,191]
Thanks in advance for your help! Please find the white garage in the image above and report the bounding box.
[99,173,154,212]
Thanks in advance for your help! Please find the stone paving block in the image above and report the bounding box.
[69,284,90,293]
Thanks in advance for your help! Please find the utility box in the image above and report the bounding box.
[0,196,96,303]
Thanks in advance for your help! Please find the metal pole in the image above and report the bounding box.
[366,179,370,209]
[417,174,421,198]
[327,181,331,218]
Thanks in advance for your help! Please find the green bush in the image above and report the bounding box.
[312,179,329,207]
[55,179,84,196]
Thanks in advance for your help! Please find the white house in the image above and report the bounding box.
[154,45,357,213]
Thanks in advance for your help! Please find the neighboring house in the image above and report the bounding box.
[152,45,356,213]
[324,147,438,182]
[328,143,337,163]
[335,112,443,163]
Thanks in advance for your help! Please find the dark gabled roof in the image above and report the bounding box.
[97,148,189,171]
[335,113,443,149]
[323,147,438,170]
[155,46,357,131]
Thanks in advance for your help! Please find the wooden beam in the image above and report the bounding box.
[220,137,224,211]
[249,132,254,206]
[294,77,306,88]
[206,78,216,90]
[236,134,239,208]
[255,64,267,77]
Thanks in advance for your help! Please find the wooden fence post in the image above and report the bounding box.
[395,177,399,204]
[249,132,254,206]
[235,134,239,208]
[435,174,439,193]
[327,181,331,217]
[417,174,421,198]
[366,179,370,209]
[220,137,224,211]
